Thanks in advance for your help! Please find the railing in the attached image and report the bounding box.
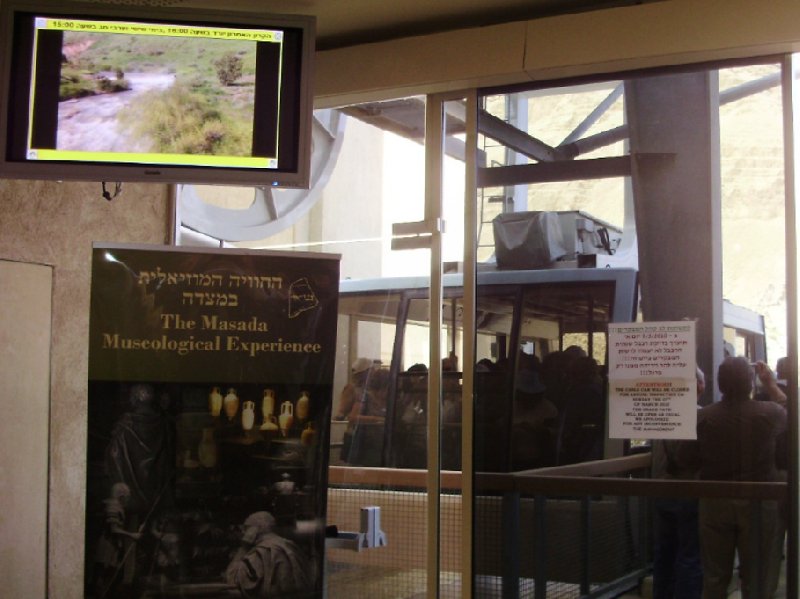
[329,465,463,489]
[332,451,786,498]
[327,456,788,599]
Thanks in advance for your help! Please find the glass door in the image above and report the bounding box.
[471,59,796,598]
[179,99,439,596]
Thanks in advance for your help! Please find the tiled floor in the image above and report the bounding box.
[618,557,788,599]
[325,556,788,598]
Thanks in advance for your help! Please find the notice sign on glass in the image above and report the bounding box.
[608,321,696,440]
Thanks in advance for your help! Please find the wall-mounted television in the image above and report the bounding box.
[0,1,315,187]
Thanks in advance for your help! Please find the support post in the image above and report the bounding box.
[626,72,724,403]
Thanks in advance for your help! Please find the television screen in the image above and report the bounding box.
[0,1,315,187]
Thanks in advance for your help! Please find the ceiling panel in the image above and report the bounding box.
[80,0,659,50]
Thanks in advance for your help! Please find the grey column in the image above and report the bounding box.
[625,71,723,403]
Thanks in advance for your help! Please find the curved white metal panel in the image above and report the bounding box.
[179,110,346,242]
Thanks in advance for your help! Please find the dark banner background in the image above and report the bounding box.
[85,244,340,599]
[89,246,340,384]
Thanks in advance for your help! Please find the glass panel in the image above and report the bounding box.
[331,291,399,467]
[392,292,519,473]
[392,296,431,470]
[439,96,470,598]
[403,297,432,372]
[323,98,433,596]
[474,60,790,599]
[481,82,626,165]
[477,85,627,266]
[394,295,461,469]
[719,63,785,363]
[181,98,437,597]
[520,283,613,469]
[472,281,615,475]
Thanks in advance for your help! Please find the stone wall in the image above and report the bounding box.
[0,179,170,598]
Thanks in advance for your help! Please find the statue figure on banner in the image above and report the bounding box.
[105,383,175,515]
[91,482,143,598]
[225,511,313,598]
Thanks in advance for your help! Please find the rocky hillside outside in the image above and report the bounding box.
[479,63,787,363]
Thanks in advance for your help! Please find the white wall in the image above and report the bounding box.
[0,179,169,599]
[0,260,52,598]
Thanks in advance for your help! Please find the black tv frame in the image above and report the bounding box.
[0,1,315,188]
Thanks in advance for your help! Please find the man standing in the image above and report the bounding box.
[685,357,787,599]
[650,367,705,599]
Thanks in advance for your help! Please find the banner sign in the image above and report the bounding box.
[608,321,697,440]
[85,244,340,599]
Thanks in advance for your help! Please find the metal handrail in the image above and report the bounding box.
[329,457,788,599]
[329,454,788,501]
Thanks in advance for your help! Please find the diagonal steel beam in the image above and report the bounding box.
[477,108,562,161]
[558,72,784,159]
[560,83,624,146]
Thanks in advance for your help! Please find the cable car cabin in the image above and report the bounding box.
[722,298,768,363]
[331,267,639,472]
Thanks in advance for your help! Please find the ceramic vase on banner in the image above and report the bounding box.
[223,388,239,421]
[279,401,294,437]
[242,400,255,431]
[198,428,218,468]
[208,386,223,417]
[262,389,275,421]
[301,422,316,446]
[296,391,310,421]
[261,414,279,432]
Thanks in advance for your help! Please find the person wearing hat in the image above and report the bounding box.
[511,366,558,469]
[337,358,375,464]
[337,357,389,465]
